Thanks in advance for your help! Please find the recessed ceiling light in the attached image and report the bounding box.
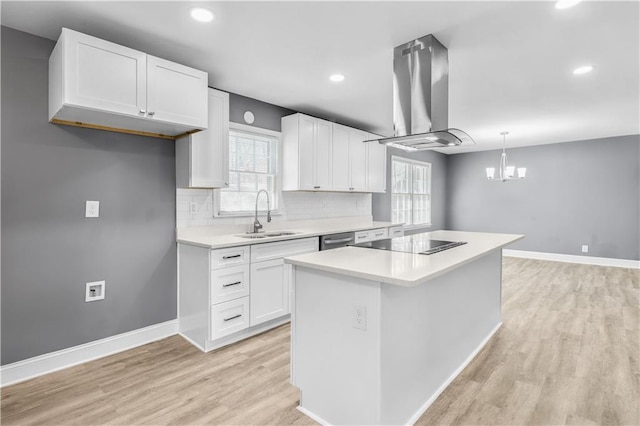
[329,74,345,83]
[190,8,214,23]
[573,65,593,75]
[555,0,582,10]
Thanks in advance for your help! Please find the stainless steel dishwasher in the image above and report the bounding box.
[319,232,356,250]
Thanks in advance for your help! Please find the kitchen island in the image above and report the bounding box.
[285,230,523,425]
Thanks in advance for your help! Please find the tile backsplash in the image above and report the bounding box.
[177,188,372,228]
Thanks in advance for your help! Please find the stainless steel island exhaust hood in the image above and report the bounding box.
[368,34,475,150]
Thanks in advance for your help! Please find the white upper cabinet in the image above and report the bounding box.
[348,129,368,192]
[367,133,387,193]
[176,88,229,188]
[331,123,351,192]
[146,56,208,128]
[315,120,332,189]
[282,113,387,193]
[49,28,208,139]
[282,114,332,191]
[56,29,147,118]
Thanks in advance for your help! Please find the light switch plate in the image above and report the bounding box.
[85,201,100,218]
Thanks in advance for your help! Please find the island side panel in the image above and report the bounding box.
[292,267,382,425]
[379,250,503,425]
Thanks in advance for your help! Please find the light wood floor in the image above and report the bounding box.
[2,258,638,425]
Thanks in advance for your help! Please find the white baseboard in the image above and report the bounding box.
[405,322,503,426]
[503,249,640,269]
[297,405,331,426]
[1,320,178,387]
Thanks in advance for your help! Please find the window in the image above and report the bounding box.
[217,125,279,215]
[391,156,431,226]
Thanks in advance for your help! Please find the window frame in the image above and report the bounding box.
[390,155,432,229]
[214,123,282,217]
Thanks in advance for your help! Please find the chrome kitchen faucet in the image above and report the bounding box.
[252,189,271,234]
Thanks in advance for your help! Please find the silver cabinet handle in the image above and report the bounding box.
[314,186,321,189]
[223,314,242,322]
[375,232,385,237]
[222,254,241,259]
[222,281,242,288]
[147,111,155,116]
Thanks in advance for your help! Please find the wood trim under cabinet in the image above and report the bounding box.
[51,119,201,140]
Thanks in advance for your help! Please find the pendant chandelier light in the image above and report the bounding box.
[486,131,526,181]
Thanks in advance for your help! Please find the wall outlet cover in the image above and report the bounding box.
[85,200,100,218]
[581,245,589,253]
[86,281,105,302]
[353,305,367,331]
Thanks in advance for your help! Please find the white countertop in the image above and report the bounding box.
[176,217,400,249]
[284,230,524,287]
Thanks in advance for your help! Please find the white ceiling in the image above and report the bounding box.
[2,1,638,153]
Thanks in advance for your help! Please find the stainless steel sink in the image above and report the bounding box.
[265,232,298,237]
[235,231,300,239]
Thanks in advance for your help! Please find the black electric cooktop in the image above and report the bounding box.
[351,233,467,255]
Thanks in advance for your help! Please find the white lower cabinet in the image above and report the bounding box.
[250,259,289,326]
[355,227,389,243]
[210,264,250,305]
[210,297,250,340]
[178,237,318,352]
[389,225,405,238]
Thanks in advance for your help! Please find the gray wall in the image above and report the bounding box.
[1,27,177,365]
[228,92,295,132]
[373,148,448,232]
[446,135,640,260]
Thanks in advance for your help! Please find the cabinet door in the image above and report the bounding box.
[314,120,332,190]
[176,88,229,188]
[349,129,368,191]
[250,259,289,326]
[147,56,208,129]
[297,115,316,190]
[64,29,147,118]
[331,123,351,191]
[367,133,387,193]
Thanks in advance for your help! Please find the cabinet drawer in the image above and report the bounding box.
[210,246,249,269]
[389,226,404,238]
[210,297,249,341]
[354,230,371,244]
[250,237,318,263]
[369,228,388,241]
[210,265,250,305]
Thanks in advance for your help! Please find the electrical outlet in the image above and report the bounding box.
[353,305,367,331]
[581,245,589,253]
[85,200,100,218]
[85,281,105,302]
[190,202,197,214]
